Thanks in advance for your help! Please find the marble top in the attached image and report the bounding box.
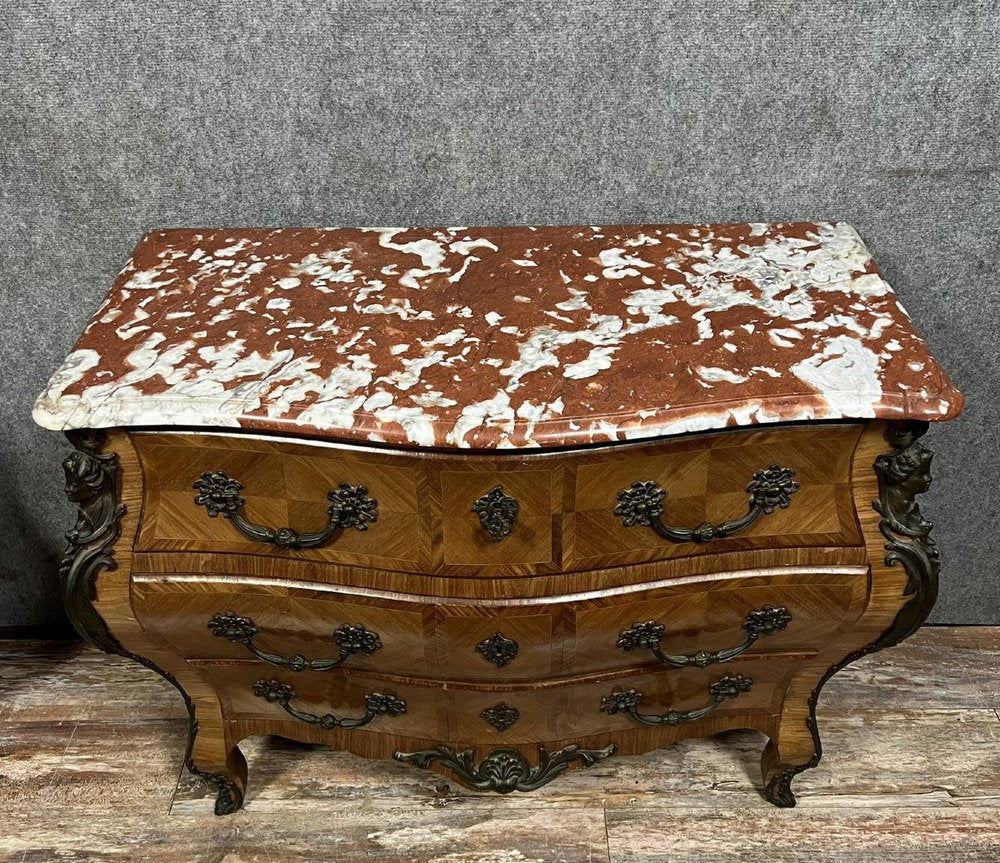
[33,222,963,449]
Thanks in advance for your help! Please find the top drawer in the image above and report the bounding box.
[134,434,438,572]
[568,425,862,569]
[131,424,863,576]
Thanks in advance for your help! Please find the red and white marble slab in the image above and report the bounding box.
[33,222,963,449]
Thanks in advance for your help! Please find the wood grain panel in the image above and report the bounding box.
[190,657,785,750]
[432,609,558,679]
[131,566,868,682]
[135,435,432,571]
[570,424,863,569]
[572,571,869,675]
[131,546,869,600]
[131,581,428,677]
[130,423,863,578]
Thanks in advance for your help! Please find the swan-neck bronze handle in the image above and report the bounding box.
[193,469,377,549]
[614,464,798,542]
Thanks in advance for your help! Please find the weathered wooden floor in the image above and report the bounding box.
[1,627,998,862]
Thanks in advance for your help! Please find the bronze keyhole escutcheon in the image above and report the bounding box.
[472,486,519,542]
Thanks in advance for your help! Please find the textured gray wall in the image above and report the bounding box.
[1,2,997,629]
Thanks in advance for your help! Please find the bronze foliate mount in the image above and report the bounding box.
[472,485,519,542]
[208,612,382,672]
[393,743,616,793]
[872,421,940,645]
[476,632,519,668]
[615,464,798,543]
[193,470,377,549]
[252,679,405,730]
[616,605,792,668]
[60,429,127,653]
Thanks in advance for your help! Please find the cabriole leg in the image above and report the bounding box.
[187,725,248,815]
[760,735,817,807]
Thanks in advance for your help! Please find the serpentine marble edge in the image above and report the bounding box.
[33,222,962,449]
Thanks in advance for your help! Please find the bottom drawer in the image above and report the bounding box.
[193,660,786,746]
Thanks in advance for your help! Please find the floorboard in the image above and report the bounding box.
[1,627,998,862]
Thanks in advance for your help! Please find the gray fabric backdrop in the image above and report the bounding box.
[1,1,997,630]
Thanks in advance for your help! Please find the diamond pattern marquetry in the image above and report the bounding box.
[132,424,864,579]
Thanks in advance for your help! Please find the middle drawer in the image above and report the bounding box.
[131,567,870,682]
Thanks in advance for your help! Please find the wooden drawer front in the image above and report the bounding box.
[436,666,782,743]
[569,424,862,569]
[131,423,862,576]
[132,576,563,682]
[132,580,431,678]
[434,664,782,742]
[133,434,431,571]
[570,569,869,676]
[131,432,562,575]
[213,666,441,739]
[132,567,868,682]
[193,662,781,746]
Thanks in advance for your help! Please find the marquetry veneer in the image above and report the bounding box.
[132,424,861,575]
[36,223,962,813]
[54,418,942,812]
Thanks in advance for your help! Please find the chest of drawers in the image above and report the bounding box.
[35,222,962,813]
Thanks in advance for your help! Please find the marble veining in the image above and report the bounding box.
[33,222,963,449]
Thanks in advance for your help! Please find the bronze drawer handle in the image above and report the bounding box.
[253,679,405,729]
[614,464,798,542]
[193,470,377,549]
[393,743,616,793]
[600,674,752,726]
[617,606,792,668]
[472,486,519,542]
[208,612,382,672]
